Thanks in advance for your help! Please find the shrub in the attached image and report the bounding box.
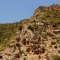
[16,43,21,47]
[19,25,23,30]
[51,41,56,45]
[39,6,46,12]
[28,25,34,32]
[51,55,60,60]
[16,43,23,56]
[18,47,23,56]
[16,37,20,42]
[26,48,30,52]
[23,57,26,60]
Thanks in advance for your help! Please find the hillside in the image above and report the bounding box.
[0,4,60,60]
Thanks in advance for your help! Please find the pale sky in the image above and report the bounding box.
[0,0,60,23]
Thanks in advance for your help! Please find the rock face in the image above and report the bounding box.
[0,5,60,60]
[0,20,60,60]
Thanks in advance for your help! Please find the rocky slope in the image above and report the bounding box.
[0,4,60,60]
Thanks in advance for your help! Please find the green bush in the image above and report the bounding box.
[0,30,13,42]
[18,47,23,56]
[51,55,60,60]
[23,57,26,60]
[28,25,34,32]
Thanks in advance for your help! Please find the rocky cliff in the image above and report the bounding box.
[0,4,60,60]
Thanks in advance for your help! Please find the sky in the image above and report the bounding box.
[0,0,60,23]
